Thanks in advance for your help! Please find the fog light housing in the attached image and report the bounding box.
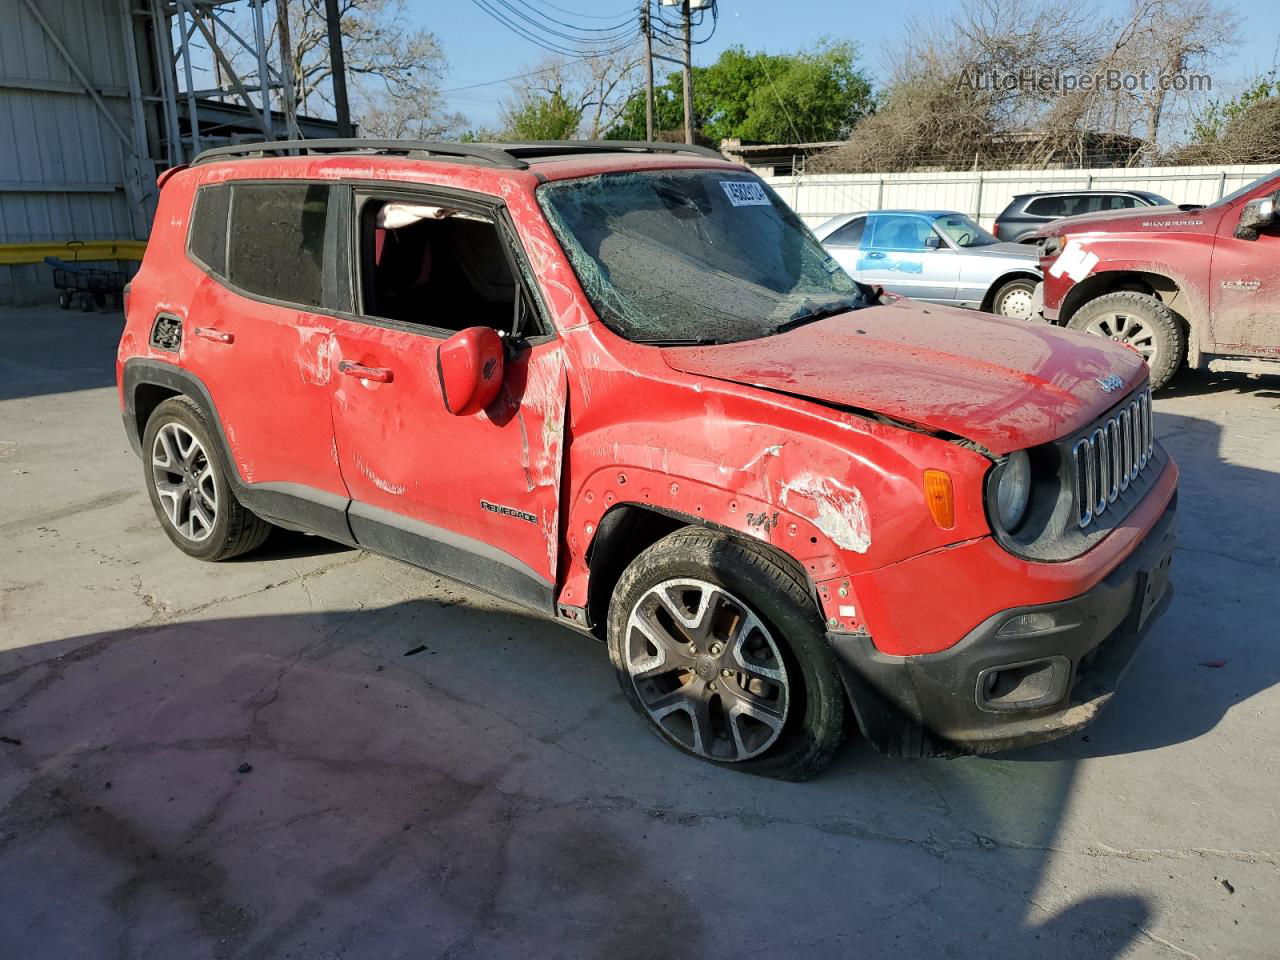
[976,656,1071,712]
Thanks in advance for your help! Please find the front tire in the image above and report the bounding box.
[1068,291,1185,390]
[991,278,1038,320]
[607,527,846,780]
[142,396,272,561]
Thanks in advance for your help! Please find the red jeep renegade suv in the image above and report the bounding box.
[117,140,1177,779]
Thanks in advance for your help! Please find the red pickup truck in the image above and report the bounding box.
[1036,168,1280,389]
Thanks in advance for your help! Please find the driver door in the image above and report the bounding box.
[856,213,959,303]
[1209,190,1280,357]
[327,187,567,614]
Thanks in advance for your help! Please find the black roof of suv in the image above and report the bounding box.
[994,189,1172,242]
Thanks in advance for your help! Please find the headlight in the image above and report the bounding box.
[1039,235,1063,258]
[995,451,1031,530]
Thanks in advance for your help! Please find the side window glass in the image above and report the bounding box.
[826,217,865,247]
[1026,196,1064,217]
[865,215,930,252]
[226,183,330,308]
[358,199,521,335]
[188,184,230,275]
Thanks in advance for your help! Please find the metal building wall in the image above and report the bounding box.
[0,0,158,304]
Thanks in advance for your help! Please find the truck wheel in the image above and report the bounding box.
[1068,291,1185,390]
[142,396,272,561]
[991,278,1037,320]
[607,527,846,780]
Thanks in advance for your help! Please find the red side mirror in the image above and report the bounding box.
[437,326,505,416]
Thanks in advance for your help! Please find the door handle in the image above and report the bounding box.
[193,326,234,344]
[864,251,886,259]
[338,360,394,383]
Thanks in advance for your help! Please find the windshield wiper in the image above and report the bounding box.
[771,295,867,335]
[632,336,727,346]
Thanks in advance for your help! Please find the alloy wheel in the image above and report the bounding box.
[151,422,218,542]
[1083,311,1160,366]
[624,578,790,761]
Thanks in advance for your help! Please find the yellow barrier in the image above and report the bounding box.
[0,240,148,266]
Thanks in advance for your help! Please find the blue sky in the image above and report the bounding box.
[422,0,1280,132]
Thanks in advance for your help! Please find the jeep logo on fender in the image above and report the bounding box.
[1096,374,1125,393]
[480,499,538,524]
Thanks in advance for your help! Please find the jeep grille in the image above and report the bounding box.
[1071,386,1154,528]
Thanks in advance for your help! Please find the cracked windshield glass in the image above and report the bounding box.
[538,169,868,344]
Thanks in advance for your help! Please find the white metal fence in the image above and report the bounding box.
[762,164,1276,230]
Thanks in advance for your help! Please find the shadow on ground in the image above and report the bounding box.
[1,601,1163,960]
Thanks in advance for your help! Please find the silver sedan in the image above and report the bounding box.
[813,210,1043,319]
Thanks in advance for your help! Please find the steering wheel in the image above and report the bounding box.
[956,232,972,246]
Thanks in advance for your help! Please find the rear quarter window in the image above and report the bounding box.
[825,217,865,246]
[187,184,230,275]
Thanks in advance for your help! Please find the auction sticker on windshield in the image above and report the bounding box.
[721,180,771,207]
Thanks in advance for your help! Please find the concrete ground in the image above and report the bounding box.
[0,305,1276,960]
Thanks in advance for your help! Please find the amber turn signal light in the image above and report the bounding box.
[923,470,955,529]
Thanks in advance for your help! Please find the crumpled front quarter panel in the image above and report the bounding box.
[554,325,995,633]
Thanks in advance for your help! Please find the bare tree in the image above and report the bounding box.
[1114,0,1241,158]
[816,0,1240,172]
[229,0,463,138]
[501,47,644,139]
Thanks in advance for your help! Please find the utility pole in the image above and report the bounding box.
[681,0,693,144]
[642,2,654,141]
[276,0,300,137]
[323,0,352,137]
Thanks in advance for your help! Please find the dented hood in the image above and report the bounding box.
[661,299,1147,454]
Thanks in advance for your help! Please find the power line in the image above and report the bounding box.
[441,57,607,94]
[516,0,638,31]
[470,0,639,59]
[479,0,638,46]
[520,0,636,22]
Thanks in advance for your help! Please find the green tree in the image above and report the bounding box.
[1190,71,1279,144]
[605,41,873,144]
[501,90,583,140]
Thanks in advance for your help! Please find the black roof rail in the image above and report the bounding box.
[190,138,728,171]
[190,139,530,169]
[496,140,727,161]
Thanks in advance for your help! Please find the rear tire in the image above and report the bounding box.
[142,396,272,561]
[606,527,846,780]
[1068,291,1185,390]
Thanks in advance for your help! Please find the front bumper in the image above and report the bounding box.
[1030,280,1046,321]
[829,499,1176,757]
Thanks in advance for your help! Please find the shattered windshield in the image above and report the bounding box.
[536,169,867,344]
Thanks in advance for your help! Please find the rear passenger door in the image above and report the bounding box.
[181,180,351,541]
[820,216,865,275]
[326,187,566,614]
